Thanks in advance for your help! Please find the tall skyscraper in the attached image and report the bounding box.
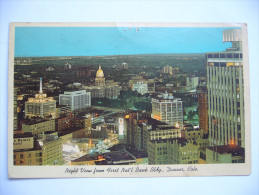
[151,93,183,129]
[206,29,245,147]
[25,78,56,118]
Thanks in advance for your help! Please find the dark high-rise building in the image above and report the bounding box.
[198,87,208,134]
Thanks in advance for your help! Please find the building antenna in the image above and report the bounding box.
[39,78,43,94]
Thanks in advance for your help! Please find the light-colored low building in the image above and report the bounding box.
[22,119,55,136]
[199,145,245,164]
[148,138,199,165]
[39,132,63,165]
[142,119,181,152]
[132,82,148,95]
[14,136,34,150]
[84,85,122,99]
[148,139,169,165]
[181,128,203,140]
[13,140,42,166]
[170,139,199,164]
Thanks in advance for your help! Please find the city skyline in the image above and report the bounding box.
[9,23,250,178]
[14,27,238,57]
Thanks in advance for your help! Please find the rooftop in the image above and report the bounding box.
[126,150,148,159]
[21,118,53,125]
[71,153,99,162]
[156,126,178,131]
[206,145,245,156]
[13,132,33,138]
[152,97,182,102]
[102,151,135,164]
[144,118,168,128]
[107,144,128,151]
[183,128,201,132]
[56,104,71,109]
[14,141,42,152]
[58,127,85,137]
[149,137,192,146]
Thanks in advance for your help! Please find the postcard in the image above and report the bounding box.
[8,23,251,178]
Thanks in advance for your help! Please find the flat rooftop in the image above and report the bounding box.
[71,153,99,162]
[126,150,148,159]
[21,118,53,125]
[58,127,85,137]
[156,126,179,131]
[14,132,33,138]
[145,117,167,127]
[149,137,188,146]
[103,151,135,164]
[206,145,245,156]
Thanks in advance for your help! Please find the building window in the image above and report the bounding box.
[220,62,226,67]
[20,154,24,159]
[214,53,219,58]
[214,62,219,67]
[234,53,239,58]
[36,153,42,157]
[227,53,233,58]
[220,53,226,58]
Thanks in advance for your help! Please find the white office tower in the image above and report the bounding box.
[59,90,91,111]
[132,82,148,95]
[186,76,199,90]
[118,118,125,141]
[151,92,183,129]
[206,29,245,147]
[25,78,56,118]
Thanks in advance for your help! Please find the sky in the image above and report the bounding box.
[14,27,236,57]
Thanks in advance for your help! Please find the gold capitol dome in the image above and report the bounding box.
[96,65,104,78]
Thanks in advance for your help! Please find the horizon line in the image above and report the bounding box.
[14,52,207,58]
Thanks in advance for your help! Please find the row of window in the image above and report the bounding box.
[14,153,42,159]
[207,53,243,59]
[14,158,42,165]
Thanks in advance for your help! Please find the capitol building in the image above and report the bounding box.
[84,66,122,99]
